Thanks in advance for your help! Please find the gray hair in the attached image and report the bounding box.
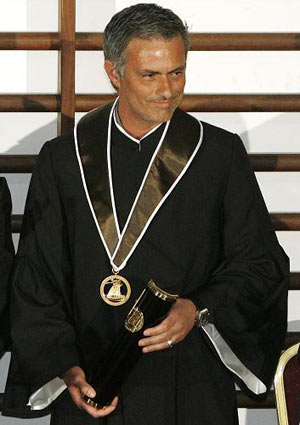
[103,3,189,76]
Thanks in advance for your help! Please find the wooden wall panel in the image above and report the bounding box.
[1,32,300,51]
[58,0,75,134]
[1,94,300,113]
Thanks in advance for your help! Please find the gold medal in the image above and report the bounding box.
[100,273,131,306]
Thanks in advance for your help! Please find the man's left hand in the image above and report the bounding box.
[138,298,196,353]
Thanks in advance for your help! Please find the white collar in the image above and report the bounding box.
[113,105,163,144]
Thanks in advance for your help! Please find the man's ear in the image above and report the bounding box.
[104,60,121,90]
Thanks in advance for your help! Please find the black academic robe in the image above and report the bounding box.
[0,177,14,357]
[3,105,288,424]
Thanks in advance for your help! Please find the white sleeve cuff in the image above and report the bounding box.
[202,323,267,395]
[27,377,67,410]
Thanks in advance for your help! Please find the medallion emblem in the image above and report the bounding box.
[125,306,144,333]
[100,274,131,306]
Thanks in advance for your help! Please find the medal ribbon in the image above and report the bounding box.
[75,98,203,272]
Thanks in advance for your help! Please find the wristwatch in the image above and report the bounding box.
[194,307,211,327]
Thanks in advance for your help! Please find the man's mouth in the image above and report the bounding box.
[152,99,174,108]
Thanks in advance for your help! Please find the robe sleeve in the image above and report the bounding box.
[188,135,289,395]
[10,141,80,392]
[0,177,15,356]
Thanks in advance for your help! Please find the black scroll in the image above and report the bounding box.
[83,280,178,408]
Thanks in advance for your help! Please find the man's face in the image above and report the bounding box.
[105,34,186,136]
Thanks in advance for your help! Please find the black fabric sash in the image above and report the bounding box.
[76,102,201,269]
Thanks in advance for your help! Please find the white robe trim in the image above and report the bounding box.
[202,323,267,394]
[28,377,67,410]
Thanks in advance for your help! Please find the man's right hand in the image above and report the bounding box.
[63,366,118,418]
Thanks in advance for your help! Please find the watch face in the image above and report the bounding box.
[200,312,210,326]
[196,308,210,327]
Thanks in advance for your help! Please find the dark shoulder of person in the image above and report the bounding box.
[0,177,15,357]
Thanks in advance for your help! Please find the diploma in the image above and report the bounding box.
[83,279,178,407]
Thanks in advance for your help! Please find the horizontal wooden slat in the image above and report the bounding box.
[77,94,300,113]
[12,215,22,233]
[250,154,300,172]
[290,273,300,290]
[0,32,60,50]
[237,390,275,408]
[1,32,300,51]
[180,94,300,113]
[0,155,36,173]
[285,332,300,347]
[0,95,60,112]
[75,94,116,112]
[1,153,300,173]
[271,213,300,231]
[76,32,103,50]
[189,33,300,51]
[76,32,300,52]
[1,94,300,113]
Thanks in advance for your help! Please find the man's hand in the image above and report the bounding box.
[138,298,196,353]
[63,366,118,418]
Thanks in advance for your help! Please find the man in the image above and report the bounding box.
[3,3,288,424]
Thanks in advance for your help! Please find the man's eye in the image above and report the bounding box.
[143,73,155,79]
[172,71,182,77]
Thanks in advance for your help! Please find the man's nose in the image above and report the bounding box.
[157,76,172,99]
